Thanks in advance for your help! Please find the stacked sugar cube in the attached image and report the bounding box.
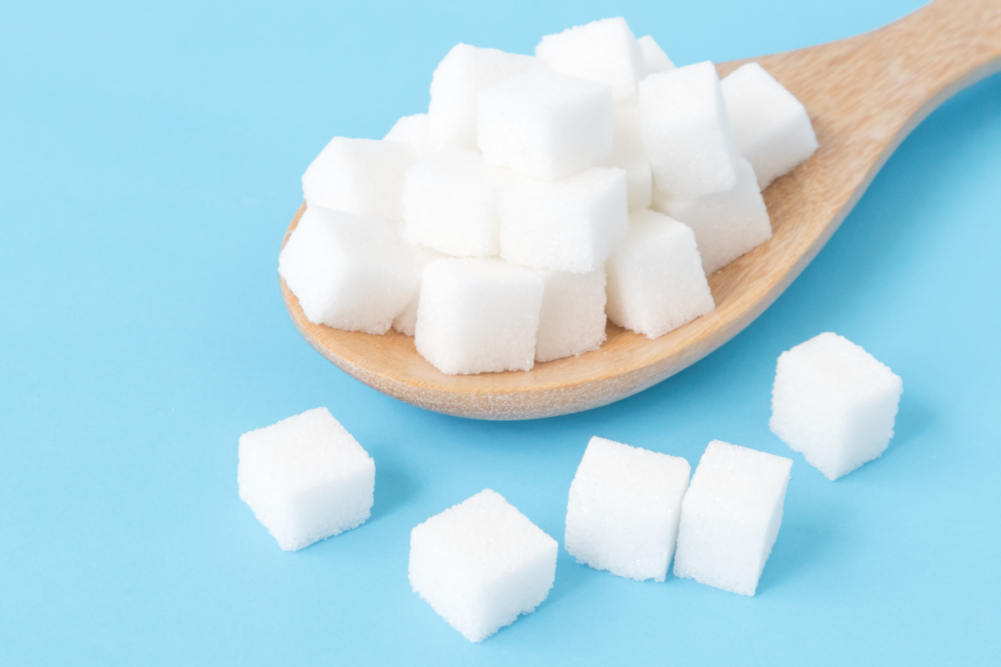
[280,17,819,375]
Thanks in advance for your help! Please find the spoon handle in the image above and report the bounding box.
[764,0,1001,136]
[820,0,1000,125]
[727,0,1001,223]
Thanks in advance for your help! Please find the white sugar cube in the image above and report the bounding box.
[652,155,772,274]
[605,210,714,339]
[637,35,674,74]
[770,333,903,481]
[279,207,418,334]
[384,113,434,160]
[497,167,628,273]
[598,102,652,210]
[392,241,447,337]
[565,436,691,582]
[722,62,818,189]
[673,440,792,596]
[414,258,543,375]
[535,268,607,363]
[409,489,558,642]
[536,17,646,100]
[428,44,536,151]
[403,146,499,257]
[478,68,613,180]
[238,408,375,551]
[638,61,738,199]
[301,137,416,222]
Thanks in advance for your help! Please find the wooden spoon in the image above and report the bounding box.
[279,0,1000,420]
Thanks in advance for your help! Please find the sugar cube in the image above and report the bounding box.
[605,210,714,339]
[565,437,691,582]
[637,35,674,74]
[638,61,738,199]
[598,102,652,211]
[301,137,416,222]
[652,154,772,274]
[403,146,500,257]
[497,167,628,273]
[535,268,607,362]
[722,62,818,189]
[279,206,418,334]
[536,17,647,100]
[384,113,434,160]
[409,489,558,642]
[238,408,375,551]
[414,258,544,375]
[770,333,903,481]
[478,68,614,180]
[673,440,792,596]
[428,44,537,151]
[392,240,447,337]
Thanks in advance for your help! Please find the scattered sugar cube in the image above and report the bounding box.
[673,440,792,596]
[392,240,447,337]
[770,333,903,481]
[497,167,628,273]
[598,102,652,211]
[638,61,738,199]
[536,17,647,100]
[478,68,614,180]
[428,44,537,151]
[384,113,434,160]
[535,268,607,363]
[403,146,499,257]
[238,408,375,551]
[722,62,818,189]
[652,155,772,274]
[409,489,558,642]
[605,210,714,339]
[301,137,416,222]
[279,206,418,334]
[637,35,674,74]
[414,258,544,374]
[565,437,691,582]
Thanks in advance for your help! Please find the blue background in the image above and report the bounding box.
[2,0,999,664]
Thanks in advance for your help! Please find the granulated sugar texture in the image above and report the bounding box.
[565,436,690,582]
[238,408,375,551]
[673,440,792,596]
[409,490,558,642]
[771,332,903,480]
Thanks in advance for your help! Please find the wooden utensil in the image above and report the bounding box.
[279,0,1001,420]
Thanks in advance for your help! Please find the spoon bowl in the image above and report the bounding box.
[280,0,1000,420]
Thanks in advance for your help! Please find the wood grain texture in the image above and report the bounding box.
[279,0,1001,420]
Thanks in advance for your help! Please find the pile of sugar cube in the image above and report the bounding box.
[239,332,902,643]
[279,17,819,375]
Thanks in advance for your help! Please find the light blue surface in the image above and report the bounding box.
[2,0,999,664]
